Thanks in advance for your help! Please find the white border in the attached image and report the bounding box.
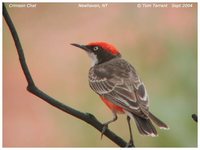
[1,0,200,3]
[1,0,199,149]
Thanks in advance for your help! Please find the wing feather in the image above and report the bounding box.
[89,58,149,117]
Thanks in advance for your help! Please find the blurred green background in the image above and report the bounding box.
[3,3,197,147]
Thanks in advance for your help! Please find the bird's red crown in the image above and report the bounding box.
[88,42,120,55]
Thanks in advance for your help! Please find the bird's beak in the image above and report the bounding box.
[71,43,90,52]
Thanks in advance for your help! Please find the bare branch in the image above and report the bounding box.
[192,114,197,122]
[3,3,133,147]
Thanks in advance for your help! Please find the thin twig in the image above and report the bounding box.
[3,3,133,147]
[192,114,197,122]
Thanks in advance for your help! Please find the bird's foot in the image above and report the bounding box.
[126,139,134,147]
[101,123,108,139]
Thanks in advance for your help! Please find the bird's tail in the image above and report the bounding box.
[131,112,169,137]
[132,114,158,137]
[148,112,169,130]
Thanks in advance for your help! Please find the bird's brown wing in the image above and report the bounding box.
[89,58,149,118]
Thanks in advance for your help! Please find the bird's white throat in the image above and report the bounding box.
[87,52,98,66]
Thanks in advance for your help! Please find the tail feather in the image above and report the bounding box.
[149,112,169,129]
[133,114,158,137]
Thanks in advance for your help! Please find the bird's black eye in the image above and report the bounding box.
[93,46,99,51]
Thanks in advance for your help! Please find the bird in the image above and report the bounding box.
[71,41,169,146]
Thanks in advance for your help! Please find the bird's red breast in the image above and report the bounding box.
[100,96,124,113]
[88,42,120,55]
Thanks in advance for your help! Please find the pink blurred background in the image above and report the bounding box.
[3,3,197,147]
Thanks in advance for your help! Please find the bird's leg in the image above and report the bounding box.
[126,115,134,147]
[101,113,117,139]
